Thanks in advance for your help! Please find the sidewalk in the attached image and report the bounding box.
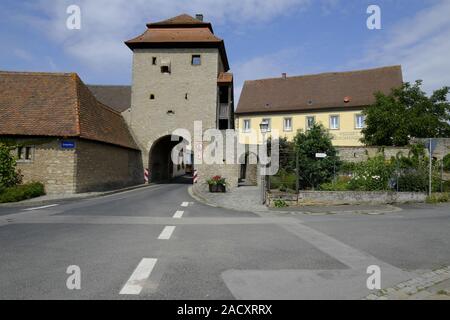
[190,185,269,213]
[365,266,450,300]
[0,183,153,207]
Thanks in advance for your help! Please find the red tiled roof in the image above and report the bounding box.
[125,14,229,71]
[0,71,139,150]
[236,66,403,114]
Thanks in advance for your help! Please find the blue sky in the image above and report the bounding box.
[1,0,449,99]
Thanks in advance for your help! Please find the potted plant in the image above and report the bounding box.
[207,175,227,193]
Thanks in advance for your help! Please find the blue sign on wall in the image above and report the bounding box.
[61,141,76,149]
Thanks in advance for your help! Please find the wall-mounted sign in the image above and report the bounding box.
[61,141,76,149]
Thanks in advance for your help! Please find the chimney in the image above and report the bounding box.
[282,73,287,79]
[195,14,204,22]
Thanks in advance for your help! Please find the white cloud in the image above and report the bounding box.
[354,0,450,93]
[16,0,312,73]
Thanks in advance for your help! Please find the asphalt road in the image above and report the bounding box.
[0,177,449,299]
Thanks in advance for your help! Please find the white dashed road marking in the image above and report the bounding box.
[173,211,184,219]
[181,202,189,207]
[158,226,176,240]
[23,204,59,211]
[120,258,157,295]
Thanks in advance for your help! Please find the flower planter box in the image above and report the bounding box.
[209,184,226,193]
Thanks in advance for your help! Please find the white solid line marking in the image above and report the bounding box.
[173,210,184,219]
[181,202,189,207]
[119,258,157,295]
[23,204,59,211]
[158,226,176,240]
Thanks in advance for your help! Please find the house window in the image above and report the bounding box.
[17,146,34,161]
[243,119,251,133]
[283,118,293,132]
[191,55,201,66]
[261,118,271,132]
[152,57,157,65]
[355,114,365,129]
[330,115,340,130]
[306,116,315,130]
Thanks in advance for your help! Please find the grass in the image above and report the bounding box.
[426,193,450,204]
[0,182,45,203]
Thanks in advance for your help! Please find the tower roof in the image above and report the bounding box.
[146,14,213,32]
[125,14,229,71]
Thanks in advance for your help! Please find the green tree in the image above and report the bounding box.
[294,124,341,190]
[0,143,21,190]
[362,81,450,146]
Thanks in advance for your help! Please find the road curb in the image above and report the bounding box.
[0,183,156,208]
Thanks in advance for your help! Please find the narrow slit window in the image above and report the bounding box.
[152,57,157,65]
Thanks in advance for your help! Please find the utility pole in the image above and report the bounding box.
[429,138,432,196]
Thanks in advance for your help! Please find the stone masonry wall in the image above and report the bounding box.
[75,139,143,193]
[127,48,220,168]
[15,138,76,195]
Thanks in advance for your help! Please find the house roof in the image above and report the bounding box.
[87,85,131,112]
[0,71,139,150]
[236,66,403,115]
[125,14,230,71]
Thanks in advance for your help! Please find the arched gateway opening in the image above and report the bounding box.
[149,135,191,183]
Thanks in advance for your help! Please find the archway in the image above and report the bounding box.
[149,135,190,183]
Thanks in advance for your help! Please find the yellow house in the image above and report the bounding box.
[235,66,403,146]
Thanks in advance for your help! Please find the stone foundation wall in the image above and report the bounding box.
[268,191,427,205]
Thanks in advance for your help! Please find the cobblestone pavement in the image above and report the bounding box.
[191,186,269,213]
[365,266,450,300]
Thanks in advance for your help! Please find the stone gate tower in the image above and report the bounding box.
[125,14,234,181]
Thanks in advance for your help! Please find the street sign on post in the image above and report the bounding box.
[315,153,327,158]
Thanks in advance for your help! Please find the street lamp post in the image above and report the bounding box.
[260,120,269,204]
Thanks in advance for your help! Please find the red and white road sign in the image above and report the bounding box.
[144,168,149,183]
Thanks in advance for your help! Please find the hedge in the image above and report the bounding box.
[0,182,45,203]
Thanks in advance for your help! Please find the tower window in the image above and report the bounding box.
[161,65,170,74]
[191,55,201,66]
[152,57,157,65]
[150,94,155,100]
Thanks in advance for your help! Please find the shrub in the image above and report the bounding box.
[0,143,22,189]
[269,169,297,191]
[397,169,428,192]
[0,182,45,203]
[348,155,394,191]
[444,154,450,172]
[294,124,341,190]
[319,176,351,191]
[273,199,288,208]
[426,193,450,204]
